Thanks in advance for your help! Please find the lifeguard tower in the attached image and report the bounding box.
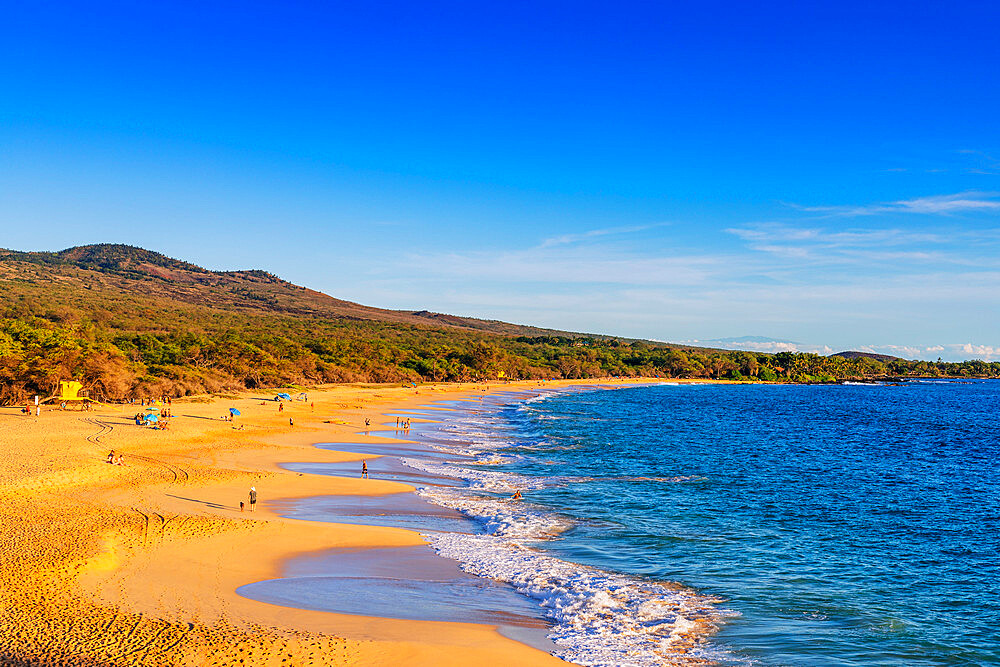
[43,381,99,408]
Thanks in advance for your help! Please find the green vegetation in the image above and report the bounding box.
[1,244,998,403]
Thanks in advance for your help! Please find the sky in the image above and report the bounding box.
[1,1,999,361]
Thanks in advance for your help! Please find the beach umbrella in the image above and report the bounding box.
[229,408,241,416]
[144,414,159,422]
[145,406,160,412]
[276,393,292,400]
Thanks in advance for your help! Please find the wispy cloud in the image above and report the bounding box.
[675,339,1000,362]
[349,206,1000,362]
[726,222,1000,266]
[728,224,943,246]
[539,222,670,248]
[788,191,1000,217]
[862,343,1000,361]
[958,149,1000,175]
[406,246,723,286]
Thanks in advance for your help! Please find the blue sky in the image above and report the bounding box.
[1,2,999,360]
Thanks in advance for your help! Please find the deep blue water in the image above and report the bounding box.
[496,381,999,665]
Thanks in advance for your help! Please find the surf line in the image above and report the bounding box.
[235,389,564,658]
[401,385,736,667]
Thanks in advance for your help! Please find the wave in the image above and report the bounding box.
[400,390,733,666]
[401,457,547,494]
[426,531,731,666]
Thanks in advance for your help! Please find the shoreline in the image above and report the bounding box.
[342,383,728,665]
[2,378,692,665]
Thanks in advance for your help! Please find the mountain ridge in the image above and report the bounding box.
[1,244,600,338]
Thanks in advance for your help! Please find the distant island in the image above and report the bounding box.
[1,244,997,403]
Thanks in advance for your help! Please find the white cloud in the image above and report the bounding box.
[836,343,1000,362]
[682,339,835,354]
[677,341,1000,362]
[955,343,1000,359]
[347,212,1000,357]
[407,246,724,286]
[728,224,943,246]
[539,222,670,248]
[725,222,1000,267]
[789,191,1000,217]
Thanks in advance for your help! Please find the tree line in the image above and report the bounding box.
[2,310,998,404]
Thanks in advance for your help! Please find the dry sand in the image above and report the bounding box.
[0,378,663,666]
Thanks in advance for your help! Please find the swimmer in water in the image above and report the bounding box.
[512,489,522,500]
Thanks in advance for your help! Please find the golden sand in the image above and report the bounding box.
[2,380,678,666]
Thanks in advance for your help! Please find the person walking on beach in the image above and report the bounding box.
[249,486,257,511]
[361,460,368,479]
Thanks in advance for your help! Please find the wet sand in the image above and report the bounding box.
[237,544,557,651]
[2,379,674,665]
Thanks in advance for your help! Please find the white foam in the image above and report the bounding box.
[403,389,735,665]
[419,486,570,539]
[424,531,731,666]
[401,457,546,493]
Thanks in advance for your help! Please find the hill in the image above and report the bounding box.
[1,244,997,402]
[0,244,580,336]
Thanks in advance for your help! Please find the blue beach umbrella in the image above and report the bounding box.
[276,393,292,400]
[229,408,241,416]
[144,414,159,423]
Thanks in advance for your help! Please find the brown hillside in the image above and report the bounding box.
[0,244,580,337]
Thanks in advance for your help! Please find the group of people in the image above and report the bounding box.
[394,417,411,430]
[56,400,92,411]
[106,450,126,466]
[133,412,170,429]
[133,396,172,406]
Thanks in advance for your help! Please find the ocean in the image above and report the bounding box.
[400,381,999,665]
[242,380,1000,666]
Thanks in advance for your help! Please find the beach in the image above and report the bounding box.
[0,379,660,666]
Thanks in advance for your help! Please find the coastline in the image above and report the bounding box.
[350,383,729,665]
[1,378,683,665]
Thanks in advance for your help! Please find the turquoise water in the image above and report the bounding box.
[407,382,999,665]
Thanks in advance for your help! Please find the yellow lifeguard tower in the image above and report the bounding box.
[43,381,99,408]
[60,381,86,401]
